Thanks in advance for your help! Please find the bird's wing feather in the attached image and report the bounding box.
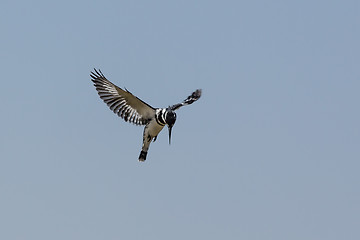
[91,69,156,125]
[170,89,202,111]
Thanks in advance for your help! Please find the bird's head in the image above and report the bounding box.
[165,109,177,144]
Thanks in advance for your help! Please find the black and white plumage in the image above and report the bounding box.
[91,69,202,162]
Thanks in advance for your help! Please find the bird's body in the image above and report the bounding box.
[139,115,164,161]
[145,111,166,142]
[91,69,201,162]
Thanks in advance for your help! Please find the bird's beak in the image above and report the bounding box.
[168,125,173,145]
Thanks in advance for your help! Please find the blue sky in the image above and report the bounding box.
[1,0,359,239]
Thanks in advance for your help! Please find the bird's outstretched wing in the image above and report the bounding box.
[91,69,156,125]
[170,89,202,111]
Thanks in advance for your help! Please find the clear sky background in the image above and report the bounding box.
[1,0,359,239]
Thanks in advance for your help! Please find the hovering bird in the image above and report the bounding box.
[91,69,202,162]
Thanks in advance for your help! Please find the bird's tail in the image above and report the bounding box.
[138,150,148,162]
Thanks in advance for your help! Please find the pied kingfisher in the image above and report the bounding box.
[91,69,202,162]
